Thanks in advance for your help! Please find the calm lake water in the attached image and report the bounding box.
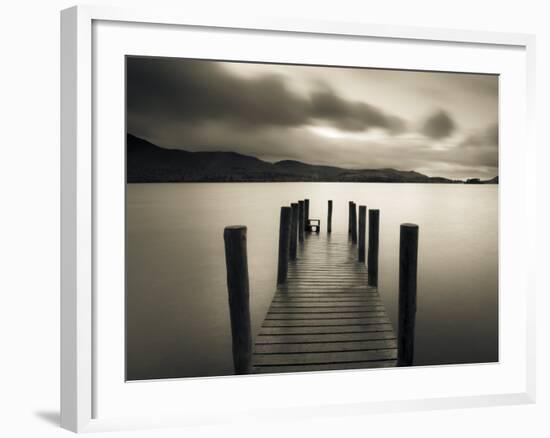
[126,183,498,380]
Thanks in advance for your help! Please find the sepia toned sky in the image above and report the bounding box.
[127,56,498,180]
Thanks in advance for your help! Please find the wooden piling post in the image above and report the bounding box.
[351,202,357,244]
[304,199,310,231]
[290,203,299,260]
[327,200,333,234]
[367,209,380,286]
[298,200,305,243]
[348,201,353,234]
[358,206,366,262]
[277,206,292,284]
[223,226,252,374]
[397,223,419,367]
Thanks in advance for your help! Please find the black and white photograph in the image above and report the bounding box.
[126,56,498,380]
[2,0,546,435]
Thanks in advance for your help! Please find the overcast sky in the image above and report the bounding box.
[127,56,498,180]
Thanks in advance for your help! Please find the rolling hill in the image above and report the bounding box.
[126,134,496,184]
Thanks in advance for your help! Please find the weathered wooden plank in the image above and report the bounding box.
[271,302,384,308]
[270,304,385,311]
[272,300,382,305]
[254,339,397,354]
[271,302,383,307]
[268,307,385,314]
[282,279,374,283]
[289,264,364,267]
[292,263,365,266]
[276,290,377,295]
[268,309,386,316]
[259,324,393,335]
[288,266,360,269]
[285,278,367,282]
[289,268,365,271]
[268,300,385,313]
[274,297,381,301]
[285,275,369,279]
[286,277,367,280]
[262,317,390,327]
[287,269,364,272]
[287,273,365,276]
[274,293,382,299]
[268,309,387,317]
[287,267,366,270]
[254,360,396,374]
[273,298,382,303]
[286,271,364,276]
[291,259,362,262]
[286,279,368,282]
[253,349,396,366]
[288,271,362,275]
[272,297,382,303]
[275,292,380,296]
[278,287,376,290]
[256,331,396,344]
[273,294,381,300]
[281,284,370,287]
[278,286,374,290]
[277,289,379,293]
[289,262,362,265]
[286,275,366,278]
[290,260,364,264]
[285,280,366,284]
[286,280,368,284]
[265,311,388,319]
[289,260,362,264]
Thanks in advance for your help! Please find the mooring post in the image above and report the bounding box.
[397,223,419,367]
[290,203,299,260]
[327,200,333,234]
[348,201,353,234]
[351,202,358,244]
[223,226,252,374]
[277,206,292,284]
[304,199,310,231]
[367,209,380,286]
[298,200,305,243]
[358,205,367,262]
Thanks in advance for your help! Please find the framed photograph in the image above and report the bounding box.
[61,5,536,433]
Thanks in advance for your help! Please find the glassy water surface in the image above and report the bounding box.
[126,183,498,380]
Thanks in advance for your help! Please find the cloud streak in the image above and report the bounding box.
[127,57,406,133]
[126,57,499,180]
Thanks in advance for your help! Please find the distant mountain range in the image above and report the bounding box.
[127,134,498,184]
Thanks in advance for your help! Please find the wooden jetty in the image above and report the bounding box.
[252,232,397,374]
[223,200,418,375]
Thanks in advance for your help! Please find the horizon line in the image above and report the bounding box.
[127,132,498,182]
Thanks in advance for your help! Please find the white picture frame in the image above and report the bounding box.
[60,4,536,433]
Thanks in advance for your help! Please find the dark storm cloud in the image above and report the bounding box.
[421,110,456,139]
[126,57,499,180]
[127,57,306,127]
[127,57,405,133]
[310,90,406,133]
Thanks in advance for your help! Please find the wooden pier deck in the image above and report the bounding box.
[252,233,397,374]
